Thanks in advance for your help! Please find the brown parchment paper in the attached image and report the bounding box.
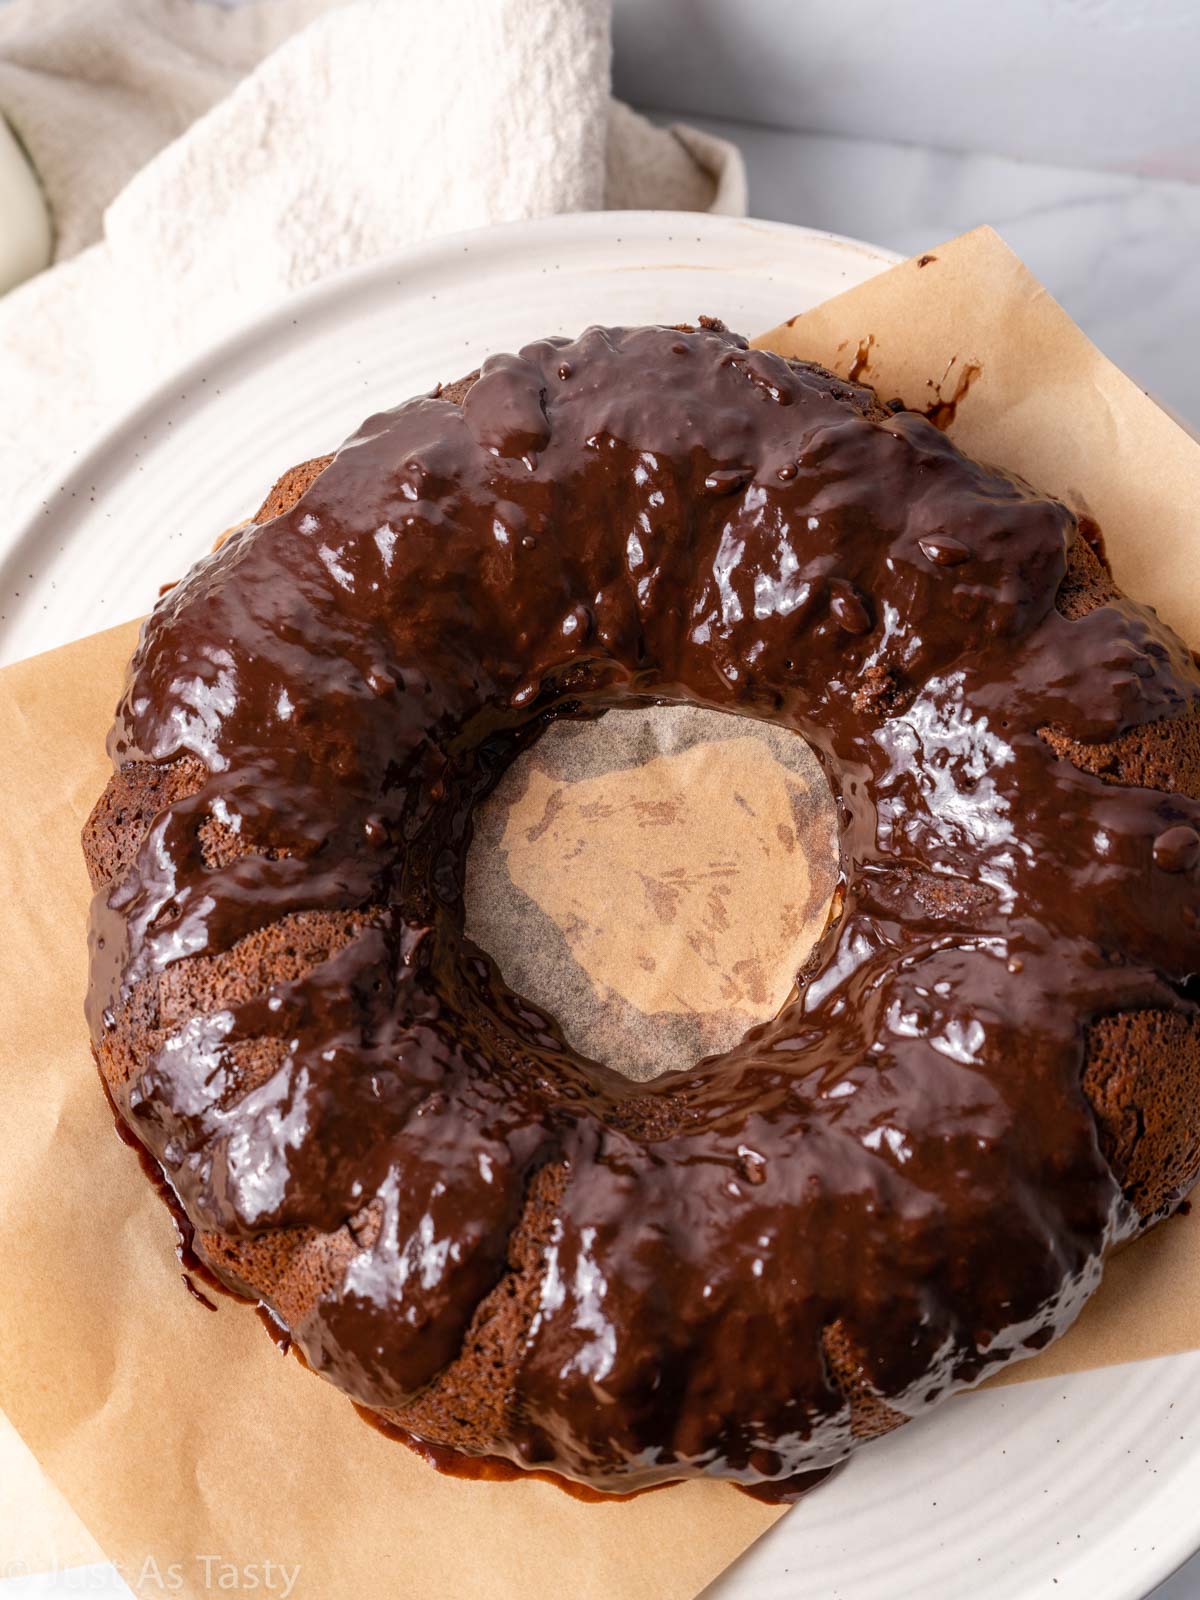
[466,706,838,1080]
[2,225,1200,1592]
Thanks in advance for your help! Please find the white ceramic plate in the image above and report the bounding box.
[2,210,1198,1600]
[0,210,897,665]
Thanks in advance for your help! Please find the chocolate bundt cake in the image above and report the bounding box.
[83,321,1200,1500]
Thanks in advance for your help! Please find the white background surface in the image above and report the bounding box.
[613,0,1200,177]
[613,0,1200,424]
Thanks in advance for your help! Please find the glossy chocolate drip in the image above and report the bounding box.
[87,323,1200,1496]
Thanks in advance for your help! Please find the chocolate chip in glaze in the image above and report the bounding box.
[85,322,1200,1499]
[1155,825,1200,873]
[918,533,971,567]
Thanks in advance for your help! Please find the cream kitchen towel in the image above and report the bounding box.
[0,0,745,523]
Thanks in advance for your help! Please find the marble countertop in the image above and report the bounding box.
[677,113,1200,429]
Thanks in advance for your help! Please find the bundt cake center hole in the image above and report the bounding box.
[464,704,838,1081]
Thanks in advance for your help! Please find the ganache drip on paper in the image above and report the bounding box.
[86,322,1200,1498]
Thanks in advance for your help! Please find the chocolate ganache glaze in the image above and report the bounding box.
[85,321,1200,1498]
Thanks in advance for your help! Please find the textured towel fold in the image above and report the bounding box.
[0,0,745,519]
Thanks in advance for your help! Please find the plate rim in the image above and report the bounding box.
[0,210,901,620]
[2,208,1195,1600]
